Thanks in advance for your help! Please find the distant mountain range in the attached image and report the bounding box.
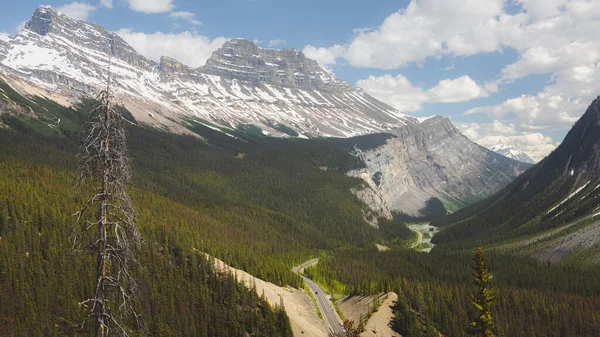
[490,144,535,164]
[0,5,418,137]
[0,5,531,216]
[434,98,600,263]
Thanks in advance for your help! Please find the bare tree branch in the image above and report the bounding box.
[73,62,143,337]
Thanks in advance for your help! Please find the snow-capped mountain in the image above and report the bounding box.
[0,6,532,215]
[0,5,418,137]
[490,144,535,164]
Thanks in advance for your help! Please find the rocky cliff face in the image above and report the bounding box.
[201,39,352,91]
[349,117,531,216]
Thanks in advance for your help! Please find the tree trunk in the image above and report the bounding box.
[95,192,107,337]
[95,109,110,337]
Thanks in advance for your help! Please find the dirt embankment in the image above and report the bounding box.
[337,292,400,337]
[212,256,327,337]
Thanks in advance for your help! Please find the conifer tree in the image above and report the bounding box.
[469,248,497,337]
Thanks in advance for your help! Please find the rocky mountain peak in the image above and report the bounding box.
[490,143,535,164]
[21,5,154,71]
[26,5,60,36]
[159,56,188,73]
[199,38,351,91]
[548,96,600,181]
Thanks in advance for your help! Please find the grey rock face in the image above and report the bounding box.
[26,6,155,71]
[200,38,352,91]
[349,117,532,216]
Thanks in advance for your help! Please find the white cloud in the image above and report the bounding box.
[99,0,113,9]
[427,75,483,103]
[516,0,568,19]
[458,121,558,161]
[467,59,600,131]
[127,0,174,14]
[302,45,346,67]
[57,2,97,20]
[268,39,286,48]
[343,0,508,69]
[318,0,600,138]
[169,11,201,25]
[115,29,227,67]
[357,74,430,112]
[357,74,484,111]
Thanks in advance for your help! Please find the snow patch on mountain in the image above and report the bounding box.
[490,143,535,164]
[0,6,423,138]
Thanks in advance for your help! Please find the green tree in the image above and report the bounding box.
[469,248,497,337]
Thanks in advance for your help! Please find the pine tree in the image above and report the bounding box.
[469,248,497,337]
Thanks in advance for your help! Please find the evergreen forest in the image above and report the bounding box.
[1,79,599,336]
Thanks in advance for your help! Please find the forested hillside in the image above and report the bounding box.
[430,98,600,261]
[296,99,600,337]
[305,248,600,337]
[0,79,397,335]
[2,79,600,337]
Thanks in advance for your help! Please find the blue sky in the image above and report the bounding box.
[2,0,600,161]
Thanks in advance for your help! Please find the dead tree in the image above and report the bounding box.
[73,75,142,337]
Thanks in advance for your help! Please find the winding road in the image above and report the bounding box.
[293,259,344,336]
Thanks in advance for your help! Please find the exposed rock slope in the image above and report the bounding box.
[349,117,531,216]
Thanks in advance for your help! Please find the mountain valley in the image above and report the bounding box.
[0,4,599,337]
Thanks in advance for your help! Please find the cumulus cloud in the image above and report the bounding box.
[427,75,483,103]
[169,11,201,25]
[467,59,600,131]
[116,29,227,67]
[99,0,113,9]
[57,2,97,20]
[268,39,286,47]
[302,45,347,67]
[357,74,484,111]
[315,0,599,72]
[303,0,600,137]
[127,0,174,14]
[459,121,558,161]
[356,74,430,112]
[342,0,507,69]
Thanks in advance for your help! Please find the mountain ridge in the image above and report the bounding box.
[0,5,531,216]
[0,5,418,138]
[433,97,600,263]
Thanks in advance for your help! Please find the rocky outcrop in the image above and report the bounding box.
[349,117,531,216]
[200,38,353,91]
[26,6,155,71]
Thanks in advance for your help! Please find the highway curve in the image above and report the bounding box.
[293,259,344,336]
